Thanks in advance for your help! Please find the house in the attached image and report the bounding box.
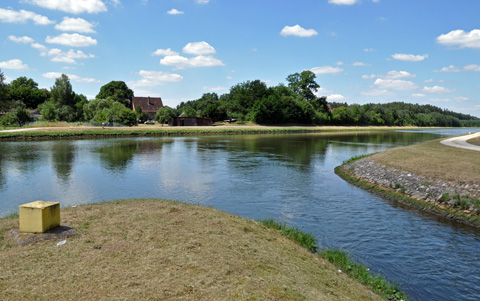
[131,96,164,120]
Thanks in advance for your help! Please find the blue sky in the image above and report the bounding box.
[1,0,479,116]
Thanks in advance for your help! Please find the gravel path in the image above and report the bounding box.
[440,131,480,151]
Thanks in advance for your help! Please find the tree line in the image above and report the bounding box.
[2,68,479,127]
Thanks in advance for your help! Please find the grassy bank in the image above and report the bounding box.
[0,124,424,140]
[335,140,480,227]
[0,199,384,300]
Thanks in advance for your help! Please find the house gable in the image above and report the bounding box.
[131,96,164,118]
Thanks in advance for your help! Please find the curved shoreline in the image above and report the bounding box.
[336,157,480,228]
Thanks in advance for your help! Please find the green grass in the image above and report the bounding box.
[320,249,407,301]
[343,153,372,165]
[260,219,318,252]
[259,218,407,300]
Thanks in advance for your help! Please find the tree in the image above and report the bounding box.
[1,107,32,126]
[135,105,149,123]
[155,106,176,125]
[8,76,48,109]
[183,106,197,117]
[39,101,59,121]
[0,70,12,112]
[286,70,320,101]
[50,74,75,107]
[96,81,134,107]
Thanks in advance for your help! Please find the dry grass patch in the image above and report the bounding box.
[468,137,480,146]
[0,199,381,300]
[371,139,480,185]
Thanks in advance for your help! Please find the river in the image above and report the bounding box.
[1,128,479,300]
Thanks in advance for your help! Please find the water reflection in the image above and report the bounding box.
[0,129,480,300]
[52,142,75,182]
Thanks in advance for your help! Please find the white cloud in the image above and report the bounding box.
[48,49,95,64]
[361,89,393,96]
[412,93,426,98]
[362,74,376,79]
[380,70,416,79]
[436,29,480,49]
[195,0,211,4]
[310,66,343,75]
[167,8,184,15]
[0,8,54,25]
[25,0,108,14]
[327,94,346,101]
[352,62,369,67]
[373,78,418,91]
[160,55,224,69]
[435,64,480,72]
[364,48,376,52]
[435,65,461,72]
[423,86,455,94]
[183,41,216,55]
[328,0,358,5]
[391,53,428,62]
[463,64,480,72]
[152,48,179,56]
[55,17,96,33]
[0,59,28,70]
[32,43,48,52]
[43,72,100,83]
[280,25,318,37]
[129,70,183,87]
[46,33,97,47]
[8,35,34,44]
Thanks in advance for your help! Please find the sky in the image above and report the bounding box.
[0,0,479,116]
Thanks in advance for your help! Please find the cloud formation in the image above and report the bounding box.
[329,0,358,5]
[160,55,225,69]
[436,29,480,49]
[423,86,455,94]
[310,66,343,75]
[46,49,95,64]
[55,17,96,33]
[373,78,418,91]
[0,59,29,70]
[280,25,318,37]
[167,8,184,15]
[42,72,100,83]
[130,70,183,87]
[9,35,34,44]
[0,8,54,25]
[24,0,108,14]
[46,33,98,47]
[391,53,428,62]
[152,48,179,56]
[183,41,216,55]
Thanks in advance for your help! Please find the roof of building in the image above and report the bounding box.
[131,96,164,113]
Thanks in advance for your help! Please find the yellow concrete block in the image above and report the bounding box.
[19,201,60,233]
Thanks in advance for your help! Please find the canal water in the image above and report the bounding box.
[1,129,479,300]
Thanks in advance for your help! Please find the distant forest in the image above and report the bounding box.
[2,68,479,127]
[176,71,480,127]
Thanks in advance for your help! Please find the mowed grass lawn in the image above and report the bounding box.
[372,138,480,185]
[0,199,381,300]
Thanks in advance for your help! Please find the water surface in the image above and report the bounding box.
[1,129,479,300]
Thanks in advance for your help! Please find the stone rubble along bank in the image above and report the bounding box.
[344,157,480,211]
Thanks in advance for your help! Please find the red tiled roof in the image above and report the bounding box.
[132,96,164,113]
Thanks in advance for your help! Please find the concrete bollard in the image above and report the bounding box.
[19,201,60,233]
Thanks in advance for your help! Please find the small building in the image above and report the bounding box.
[131,96,164,120]
[169,117,213,126]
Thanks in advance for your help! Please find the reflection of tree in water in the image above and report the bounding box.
[52,142,75,183]
[0,147,5,190]
[95,139,171,172]
[204,134,330,171]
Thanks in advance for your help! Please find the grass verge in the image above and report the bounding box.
[335,155,480,228]
[0,199,383,300]
[0,125,426,140]
[260,219,407,300]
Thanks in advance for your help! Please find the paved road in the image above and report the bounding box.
[440,131,480,151]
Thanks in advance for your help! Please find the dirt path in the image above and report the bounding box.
[440,131,480,151]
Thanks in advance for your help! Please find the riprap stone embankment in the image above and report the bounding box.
[344,157,480,212]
